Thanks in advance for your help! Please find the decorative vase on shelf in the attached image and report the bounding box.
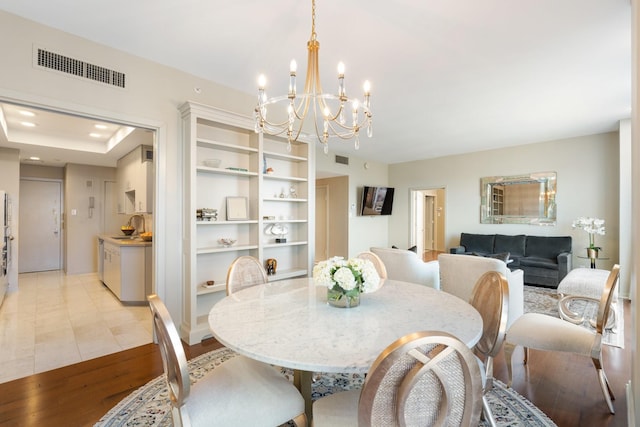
[587,248,599,259]
[327,286,360,308]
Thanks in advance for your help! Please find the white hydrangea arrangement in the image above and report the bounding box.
[313,256,382,297]
[572,217,605,250]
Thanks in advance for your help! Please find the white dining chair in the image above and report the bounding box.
[312,330,483,426]
[147,294,307,427]
[226,255,268,295]
[469,271,510,427]
[504,264,620,414]
[356,251,387,287]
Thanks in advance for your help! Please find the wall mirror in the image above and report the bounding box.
[480,172,557,225]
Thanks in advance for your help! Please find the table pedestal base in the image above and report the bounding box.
[294,369,313,421]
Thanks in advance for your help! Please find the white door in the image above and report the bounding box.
[19,179,62,273]
[424,196,435,250]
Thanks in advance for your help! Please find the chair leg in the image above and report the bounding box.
[292,413,308,427]
[485,356,494,391]
[482,395,498,427]
[504,342,516,387]
[592,357,615,414]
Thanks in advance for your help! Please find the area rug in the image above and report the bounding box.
[95,347,556,427]
[523,285,624,348]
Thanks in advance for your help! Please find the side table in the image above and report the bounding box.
[577,255,610,269]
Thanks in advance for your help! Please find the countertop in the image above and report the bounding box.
[99,234,152,247]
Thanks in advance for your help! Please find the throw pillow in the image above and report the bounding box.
[489,252,511,263]
[392,245,418,253]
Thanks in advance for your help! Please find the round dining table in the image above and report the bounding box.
[208,277,483,419]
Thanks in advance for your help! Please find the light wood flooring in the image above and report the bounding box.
[0,298,630,427]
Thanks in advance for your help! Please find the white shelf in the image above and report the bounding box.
[197,283,226,295]
[263,150,307,162]
[197,138,259,154]
[181,101,312,345]
[196,166,258,177]
[197,244,259,255]
[263,174,307,182]
[263,197,308,202]
[196,220,258,225]
[263,240,308,248]
[266,268,308,281]
[262,219,307,224]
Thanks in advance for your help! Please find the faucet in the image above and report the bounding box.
[127,215,146,235]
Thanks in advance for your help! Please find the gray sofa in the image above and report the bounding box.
[450,233,572,288]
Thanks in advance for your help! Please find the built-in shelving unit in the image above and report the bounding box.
[180,101,314,344]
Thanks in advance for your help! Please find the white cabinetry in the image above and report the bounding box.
[180,101,314,344]
[116,145,153,213]
[102,239,151,303]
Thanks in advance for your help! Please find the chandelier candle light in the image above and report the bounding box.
[572,217,605,259]
[313,257,381,308]
[254,0,372,154]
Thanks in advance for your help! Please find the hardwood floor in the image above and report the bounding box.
[0,301,631,427]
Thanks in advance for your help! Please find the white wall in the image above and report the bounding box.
[64,164,117,274]
[315,148,390,257]
[388,132,624,293]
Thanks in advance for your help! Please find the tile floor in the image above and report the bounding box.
[0,270,152,384]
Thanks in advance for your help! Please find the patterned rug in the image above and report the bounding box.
[95,347,556,427]
[523,285,624,348]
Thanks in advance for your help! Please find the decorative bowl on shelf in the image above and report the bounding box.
[204,158,221,168]
[140,232,153,241]
[218,238,237,247]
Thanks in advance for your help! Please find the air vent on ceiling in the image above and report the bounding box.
[35,47,126,89]
[335,155,349,165]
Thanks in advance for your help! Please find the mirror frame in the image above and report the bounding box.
[480,171,557,225]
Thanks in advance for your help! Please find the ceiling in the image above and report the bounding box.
[0,0,631,165]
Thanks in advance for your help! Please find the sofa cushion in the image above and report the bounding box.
[494,234,526,257]
[488,252,511,263]
[519,256,559,270]
[525,236,572,259]
[460,233,495,254]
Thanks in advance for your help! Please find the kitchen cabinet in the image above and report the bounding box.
[117,145,153,213]
[179,101,314,344]
[101,237,151,303]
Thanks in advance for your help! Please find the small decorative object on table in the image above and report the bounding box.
[313,257,382,308]
[572,217,605,264]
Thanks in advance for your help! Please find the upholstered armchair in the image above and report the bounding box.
[370,247,440,289]
[438,253,524,328]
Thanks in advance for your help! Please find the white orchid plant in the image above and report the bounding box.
[313,256,382,298]
[572,217,605,250]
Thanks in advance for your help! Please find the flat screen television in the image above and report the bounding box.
[360,186,395,216]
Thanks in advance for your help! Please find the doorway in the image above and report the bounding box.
[18,178,63,272]
[410,188,446,260]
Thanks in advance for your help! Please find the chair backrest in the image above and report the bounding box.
[148,294,191,422]
[469,271,509,358]
[596,264,620,335]
[226,256,268,295]
[357,251,388,280]
[438,253,508,302]
[358,331,483,426]
[370,247,440,289]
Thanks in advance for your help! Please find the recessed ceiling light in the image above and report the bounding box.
[89,133,101,138]
[29,156,40,161]
[94,124,108,130]
[21,121,36,127]
[19,110,35,117]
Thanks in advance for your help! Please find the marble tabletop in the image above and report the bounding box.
[208,277,483,374]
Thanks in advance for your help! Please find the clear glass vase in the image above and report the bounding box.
[327,287,360,308]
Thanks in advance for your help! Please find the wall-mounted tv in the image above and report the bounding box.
[360,186,395,216]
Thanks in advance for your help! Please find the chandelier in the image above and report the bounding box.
[254,0,372,154]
